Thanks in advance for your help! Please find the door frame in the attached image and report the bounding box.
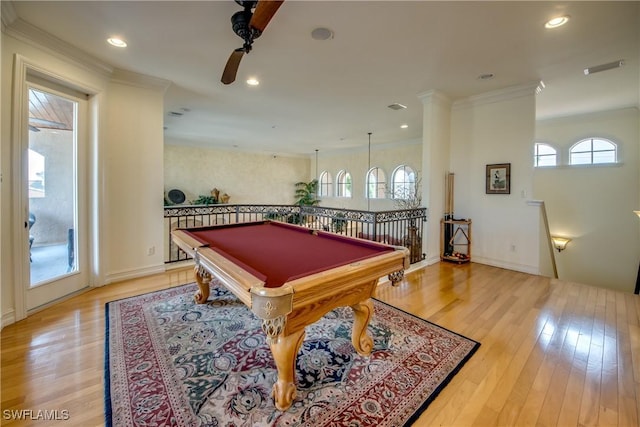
[11,54,103,321]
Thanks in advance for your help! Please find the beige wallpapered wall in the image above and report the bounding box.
[164,142,310,205]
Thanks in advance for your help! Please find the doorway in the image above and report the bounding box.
[25,82,89,311]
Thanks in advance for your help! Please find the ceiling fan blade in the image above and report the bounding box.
[250,0,284,33]
[221,48,245,85]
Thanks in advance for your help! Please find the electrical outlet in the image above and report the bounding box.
[147,246,155,256]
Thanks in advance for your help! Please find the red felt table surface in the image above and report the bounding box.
[186,221,394,288]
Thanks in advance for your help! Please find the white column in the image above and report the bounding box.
[418,90,452,264]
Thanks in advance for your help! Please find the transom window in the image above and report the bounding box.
[534,143,557,167]
[318,171,333,197]
[336,170,352,198]
[391,165,416,200]
[366,167,386,199]
[570,138,617,165]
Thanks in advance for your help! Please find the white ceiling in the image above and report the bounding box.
[4,1,639,155]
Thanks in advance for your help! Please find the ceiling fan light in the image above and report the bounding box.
[246,78,259,86]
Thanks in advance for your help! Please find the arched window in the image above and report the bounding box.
[366,167,386,199]
[570,137,617,165]
[391,165,416,200]
[318,171,333,197]
[534,143,557,167]
[336,170,352,198]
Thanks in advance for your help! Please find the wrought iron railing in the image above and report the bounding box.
[164,204,427,264]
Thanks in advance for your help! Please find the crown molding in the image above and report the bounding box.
[1,1,18,30]
[452,81,541,110]
[3,16,113,77]
[417,89,451,106]
[110,69,172,92]
[315,138,422,158]
[164,137,311,159]
[4,9,173,92]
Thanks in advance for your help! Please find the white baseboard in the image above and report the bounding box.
[471,256,540,276]
[165,260,194,270]
[105,264,167,285]
[1,309,16,329]
[425,254,441,266]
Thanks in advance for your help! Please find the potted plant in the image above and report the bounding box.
[332,212,347,233]
[387,173,424,263]
[192,195,218,205]
[294,180,319,206]
[292,180,319,224]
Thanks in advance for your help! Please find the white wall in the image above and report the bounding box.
[451,84,540,274]
[163,142,310,205]
[315,139,422,211]
[103,80,167,283]
[1,15,5,326]
[534,108,639,292]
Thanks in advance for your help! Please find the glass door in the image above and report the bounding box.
[26,83,88,310]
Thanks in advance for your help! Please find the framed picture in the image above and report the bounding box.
[486,163,511,194]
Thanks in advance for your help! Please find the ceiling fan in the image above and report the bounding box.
[221,0,284,85]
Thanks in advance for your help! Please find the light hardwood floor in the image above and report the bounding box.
[1,262,639,426]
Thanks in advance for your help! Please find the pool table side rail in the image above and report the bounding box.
[285,246,409,298]
[281,247,409,333]
[171,229,266,307]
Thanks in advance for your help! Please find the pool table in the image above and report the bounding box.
[171,220,409,411]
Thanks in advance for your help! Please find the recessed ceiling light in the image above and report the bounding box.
[107,37,127,48]
[545,15,569,29]
[311,27,334,41]
[246,78,259,86]
[387,103,407,110]
[478,73,495,80]
[400,124,408,129]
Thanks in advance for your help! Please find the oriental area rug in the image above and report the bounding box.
[105,282,479,427]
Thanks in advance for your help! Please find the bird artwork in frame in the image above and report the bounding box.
[486,163,511,194]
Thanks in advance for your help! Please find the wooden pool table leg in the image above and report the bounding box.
[193,266,211,304]
[270,328,306,411]
[350,298,374,356]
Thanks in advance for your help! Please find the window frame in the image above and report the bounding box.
[336,170,352,198]
[365,167,386,199]
[569,137,617,166]
[534,142,558,168]
[318,170,333,198]
[391,165,416,200]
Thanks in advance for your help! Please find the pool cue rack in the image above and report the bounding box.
[441,172,472,263]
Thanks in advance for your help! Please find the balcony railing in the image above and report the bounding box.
[164,204,427,265]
